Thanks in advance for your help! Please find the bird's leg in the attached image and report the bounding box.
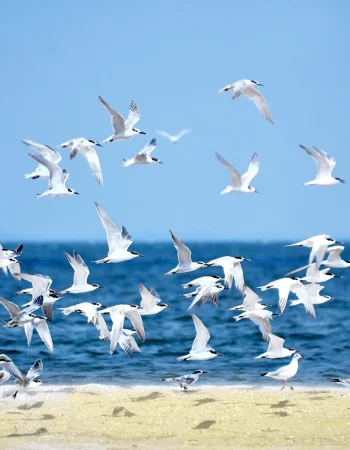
[184,386,188,393]
[13,391,18,400]
[281,380,285,391]
[289,383,294,390]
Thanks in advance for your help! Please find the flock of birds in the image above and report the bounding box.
[0,80,349,396]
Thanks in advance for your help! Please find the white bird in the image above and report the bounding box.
[0,296,45,328]
[59,138,103,186]
[182,276,222,289]
[300,145,345,186]
[165,231,206,276]
[123,138,163,167]
[330,377,350,386]
[24,317,54,354]
[58,250,102,294]
[22,139,61,180]
[98,96,145,143]
[218,79,274,124]
[205,256,250,291]
[138,284,170,316]
[0,355,25,382]
[216,152,259,195]
[261,353,304,390]
[13,360,43,399]
[259,277,316,317]
[100,304,145,354]
[290,284,332,307]
[300,263,341,284]
[321,246,350,269]
[234,309,276,340]
[0,370,11,385]
[229,285,268,311]
[161,370,207,391]
[118,329,142,358]
[157,129,192,144]
[29,154,79,198]
[286,234,340,270]
[60,302,110,341]
[255,333,296,359]
[184,283,225,310]
[0,243,20,276]
[94,202,143,264]
[176,313,222,361]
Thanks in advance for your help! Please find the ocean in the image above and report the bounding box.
[1,241,349,387]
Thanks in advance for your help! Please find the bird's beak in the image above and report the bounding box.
[139,131,146,135]
[223,286,230,290]
[204,263,214,267]
[299,355,304,359]
[258,83,264,87]
[138,253,144,257]
[217,352,224,356]
[335,241,343,245]
[244,258,252,262]
[255,190,259,194]
[96,143,103,147]
[99,286,104,288]
[99,305,107,309]
[202,371,208,374]
[74,192,79,195]
[159,161,164,164]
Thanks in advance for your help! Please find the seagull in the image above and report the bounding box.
[0,296,45,328]
[261,353,304,390]
[94,202,143,264]
[22,139,61,180]
[59,138,103,186]
[321,246,350,269]
[165,231,206,276]
[290,284,332,307]
[255,333,296,359]
[13,360,43,399]
[229,285,268,311]
[184,283,225,310]
[234,310,276,340]
[176,313,222,361]
[330,377,350,386]
[15,273,61,321]
[98,96,145,143]
[60,302,110,340]
[286,234,340,270]
[182,276,222,289]
[259,277,316,317]
[215,152,259,194]
[138,284,170,315]
[0,355,25,382]
[300,263,341,284]
[218,79,274,124]
[100,304,145,354]
[161,370,207,391]
[29,154,79,198]
[300,145,345,186]
[123,138,163,167]
[118,329,142,358]
[205,256,250,291]
[157,129,192,144]
[24,317,54,354]
[58,250,102,294]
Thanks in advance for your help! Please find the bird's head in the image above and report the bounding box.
[131,251,144,257]
[294,353,304,360]
[91,302,107,309]
[193,370,207,374]
[335,177,346,184]
[151,157,163,164]
[251,80,264,86]
[132,128,146,135]
[210,350,223,356]
[68,189,79,195]
[88,139,103,147]
[92,284,103,289]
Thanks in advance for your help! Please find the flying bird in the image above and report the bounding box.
[123,138,163,167]
[165,231,206,276]
[157,129,191,144]
[300,145,345,186]
[22,139,61,180]
[255,333,296,359]
[205,256,250,291]
[13,359,44,399]
[59,251,102,294]
[138,284,170,315]
[215,152,259,194]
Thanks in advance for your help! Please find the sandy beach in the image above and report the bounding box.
[0,385,349,449]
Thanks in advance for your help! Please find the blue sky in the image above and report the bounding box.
[1,1,349,242]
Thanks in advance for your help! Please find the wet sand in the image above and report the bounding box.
[0,385,349,449]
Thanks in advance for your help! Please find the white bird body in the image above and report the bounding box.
[0,296,45,328]
[22,139,61,179]
[234,309,275,340]
[0,355,25,382]
[165,231,206,276]
[157,129,191,144]
[205,256,249,291]
[185,283,225,310]
[138,284,169,315]
[255,332,296,359]
[182,276,222,289]
[290,283,332,307]
[24,317,54,354]
[98,96,145,143]
[176,313,222,361]
[301,263,341,284]
[123,138,163,167]
[13,360,44,399]
[59,138,103,185]
[261,353,304,389]
[59,251,101,294]
[161,370,206,391]
[229,285,266,311]
[117,329,142,358]
[218,79,274,124]
[300,145,345,186]
[94,202,143,264]
[216,152,259,194]
[321,245,350,269]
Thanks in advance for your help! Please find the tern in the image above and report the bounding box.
[117,329,142,358]
[24,317,54,354]
[215,152,259,194]
[98,96,145,143]
[255,332,296,359]
[261,353,304,390]
[229,285,268,311]
[29,154,79,197]
[13,359,43,399]
[59,138,103,186]
[94,202,143,263]
[218,79,274,124]
[182,276,222,289]
[234,310,276,340]
[300,145,345,186]
[161,370,207,391]
[300,263,341,284]
[58,250,102,294]
[0,296,45,328]
[22,139,61,180]
[321,246,350,269]
[205,256,250,291]
[176,313,222,361]
[0,355,25,382]
[184,283,225,310]
[330,377,350,386]
[100,304,145,354]
[165,231,206,276]
[138,284,170,315]
[290,283,332,307]
[157,129,191,144]
[60,302,110,340]
[123,138,163,167]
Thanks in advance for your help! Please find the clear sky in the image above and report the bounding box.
[1,1,349,242]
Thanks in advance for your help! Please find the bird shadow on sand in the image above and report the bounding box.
[193,398,216,406]
[193,420,216,429]
[263,411,290,417]
[103,407,136,417]
[255,400,297,409]
[308,396,332,401]
[131,392,163,402]
[17,401,44,410]
[1,427,47,438]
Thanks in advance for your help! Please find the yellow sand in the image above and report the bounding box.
[0,385,350,449]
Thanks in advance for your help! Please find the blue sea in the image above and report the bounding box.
[1,241,349,387]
